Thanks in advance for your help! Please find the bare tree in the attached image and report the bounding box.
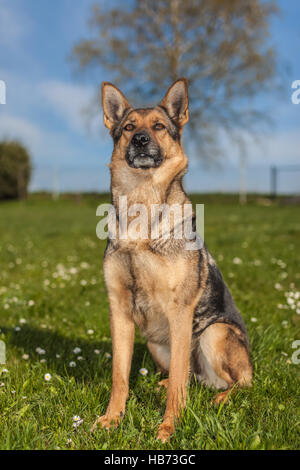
[71,0,278,162]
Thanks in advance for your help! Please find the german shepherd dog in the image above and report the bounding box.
[92,79,252,442]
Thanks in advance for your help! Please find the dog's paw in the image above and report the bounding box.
[212,390,231,405]
[156,420,174,443]
[91,413,122,432]
[156,378,169,392]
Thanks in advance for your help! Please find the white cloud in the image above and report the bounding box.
[0,71,104,138]
[252,129,300,164]
[224,128,300,166]
[0,2,29,49]
[190,127,300,167]
[0,114,42,150]
[0,112,105,168]
[39,80,102,135]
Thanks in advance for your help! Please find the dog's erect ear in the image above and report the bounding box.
[102,82,131,130]
[160,78,189,127]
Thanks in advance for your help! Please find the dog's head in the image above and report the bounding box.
[102,79,189,170]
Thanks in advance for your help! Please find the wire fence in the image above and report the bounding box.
[29,164,300,197]
[270,165,300,197]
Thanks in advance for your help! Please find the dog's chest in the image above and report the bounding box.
[128,249,187,343]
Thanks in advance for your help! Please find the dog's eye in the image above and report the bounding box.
[153,123,165,130]
[124,123,135,132]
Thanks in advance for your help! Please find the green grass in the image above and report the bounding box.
[0,194,299,450]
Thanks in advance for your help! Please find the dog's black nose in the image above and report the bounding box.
[132,132,150,147]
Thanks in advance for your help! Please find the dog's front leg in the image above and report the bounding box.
[92,287,135,432]
[157,307,193,442]
[151,153,188,199]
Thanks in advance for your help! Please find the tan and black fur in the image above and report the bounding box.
[92,79,252,442]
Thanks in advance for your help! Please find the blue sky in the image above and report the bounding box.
[0,0,299,194]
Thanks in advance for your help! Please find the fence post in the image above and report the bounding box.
[271,166,277,198]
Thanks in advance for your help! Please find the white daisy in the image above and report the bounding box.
[72,415,84,428]
[69,361,76,368]
[44,373,52,381]
[278,261,287,269]
[73,347,81,355]
[80,262,89,269]
[36,347,46,355]
[139,368,148,376]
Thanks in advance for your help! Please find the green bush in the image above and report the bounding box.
[0,140,32,200]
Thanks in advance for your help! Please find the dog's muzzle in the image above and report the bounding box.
[126,131,162,169]
[126,153,162,169]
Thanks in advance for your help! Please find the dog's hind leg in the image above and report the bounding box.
[192,322,252,404]
[147,342,170,391]
[147,341,170,375]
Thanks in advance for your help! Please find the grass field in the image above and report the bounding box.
[0,194,299,450]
